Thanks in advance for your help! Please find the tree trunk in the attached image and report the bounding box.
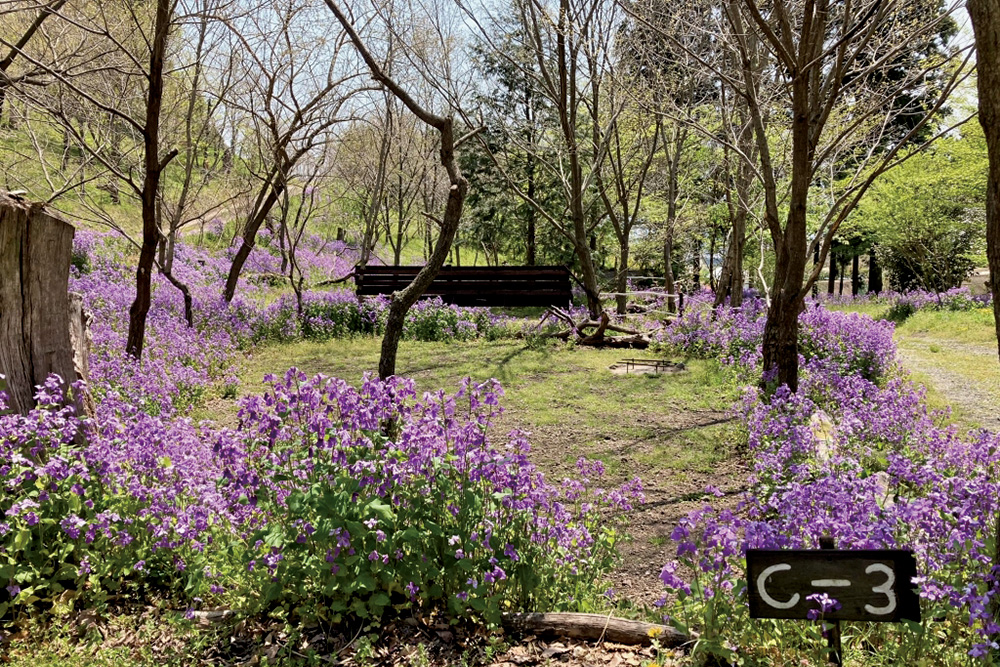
[708,226,717,291]
[851,253,860,296]
[812,243,820,298]
[664,228,676,313]
[224,182,284,303]
[968,4,1000,653]
[125,0,172,359]
[323,0,469,380]
[761,276,802,391]
[827,245,838,294]
[616,241,629,315]
[691,239,701,289]
[0,196,90,414]
[970,0,1000,369]
[868,251,883,294]
[761,71,812,391]
[714,211,746,309]
[380,176,466,378]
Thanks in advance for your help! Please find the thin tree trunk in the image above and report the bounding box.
[851,253,860,296]
[708,227,717,292]
[691,239,701,290]
[323,0,469,380]
[827,245,838,294]
[224,179,285,302]
[125,0,173,359]
[526,172,537,265]
[616,241,629,315]
[664,228,676,313]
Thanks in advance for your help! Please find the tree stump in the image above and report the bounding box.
[0,193,91,415]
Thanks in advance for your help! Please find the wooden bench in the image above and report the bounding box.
[355,265,573,308]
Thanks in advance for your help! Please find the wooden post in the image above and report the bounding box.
[819,535,843,666]
[0,193,91,415]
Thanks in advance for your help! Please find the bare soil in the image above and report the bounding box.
[497,405,748,609]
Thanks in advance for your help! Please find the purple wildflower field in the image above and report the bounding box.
[0,231,639,635]
[658,291,1000,662]
[2,231,999,664]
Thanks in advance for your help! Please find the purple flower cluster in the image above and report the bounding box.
[663,292,896,381]
[3,231,639,626]
[0,370,641,624]
[815,286,991,312]
[658,295,1000,661]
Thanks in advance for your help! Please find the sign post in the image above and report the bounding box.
[746,545,920,665]
[819,536,842,666]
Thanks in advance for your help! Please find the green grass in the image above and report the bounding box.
[894,308,998,347]
[819,305,999,429]
[229,337,739,477]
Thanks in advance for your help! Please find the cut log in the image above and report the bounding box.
[0,194,91,415]
[502,612,691,648]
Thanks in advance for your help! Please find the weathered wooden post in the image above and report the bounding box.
[0,192,91,415]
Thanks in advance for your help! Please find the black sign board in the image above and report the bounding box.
[746,549,920,623]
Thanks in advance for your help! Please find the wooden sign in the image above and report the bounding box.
[746,549,920,623]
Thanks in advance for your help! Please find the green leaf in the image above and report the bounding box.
[357,572,376,591]
[13,529,30,551]
[263,581,283,603]
[370,592,390,608]
[365,499,395,521]
[399,527,421,543]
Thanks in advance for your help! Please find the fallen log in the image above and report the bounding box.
[502,612,690,648]
[539,307,654,348]
[579,313,610,345]
[580,334,651,349]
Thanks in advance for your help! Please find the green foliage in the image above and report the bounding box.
[848,127,988,291]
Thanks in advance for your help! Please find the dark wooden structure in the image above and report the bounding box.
[355,265,573,308]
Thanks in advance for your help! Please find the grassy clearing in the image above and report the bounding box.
[229,337,740,479]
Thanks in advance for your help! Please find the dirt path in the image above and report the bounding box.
[896,340,1000,432]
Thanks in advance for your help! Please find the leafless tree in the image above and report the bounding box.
[630,0,973,389]
[221,0,364,303]
[460,0,628,318]
[323,0,472,379]
[0,0,66,126]
[593,95,660,315]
